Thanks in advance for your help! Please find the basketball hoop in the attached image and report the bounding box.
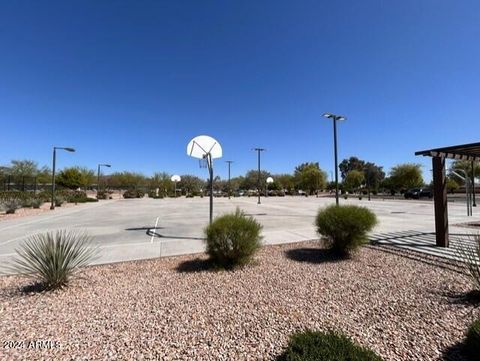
[199,157,208,169]
[187,135,222,224]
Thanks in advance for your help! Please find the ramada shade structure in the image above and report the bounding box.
[415,141,480,247]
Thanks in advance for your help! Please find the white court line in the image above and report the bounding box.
[150,216,159,244]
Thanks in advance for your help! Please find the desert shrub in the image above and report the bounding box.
[55,196,65,207]
[10,230,97,290]
[21,198,33,208]
[31,198,44,209]
[457,234,480,294]
[465,318,480,360]
[97,190,110,200]
[204,208,262,269]
[3,199,22,214]
[277,330,383,361]
[315,205,377,257]
[123,189,145,199]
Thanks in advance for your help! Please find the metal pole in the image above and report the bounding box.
[7,175,10,191]
[333,117,339,206]
[472,161,476,207]
[209,154,213,224]
[226,160,233,199]
[97,164,101,193]
[257,150,261,204]
[50,147,56,210]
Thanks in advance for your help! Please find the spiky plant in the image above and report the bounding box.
[3,199,22,214]
[11,230,97,290]
[457,233,480,294]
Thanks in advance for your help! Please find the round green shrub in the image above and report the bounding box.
[315,205,377,256]
[277,330,383,361]
[465,318,480,360]
[204,208,262,269]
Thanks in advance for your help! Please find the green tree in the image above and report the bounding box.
[363,162,385,192]
[274,173,295,193]
[77,167,95,190]
[294,162,327,195]
[389,163,424,191]
[56,167,85,190]
[178,175,205,195]
[9,160,39,179]
[106,172,147,189]
[240,170,272,190]
[344,170,364,193]
[150,172,174,195]
[339,157,365,180]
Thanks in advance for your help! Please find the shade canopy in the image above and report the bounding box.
[415,142,480,161]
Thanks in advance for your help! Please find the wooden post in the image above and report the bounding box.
[432,156,449,247]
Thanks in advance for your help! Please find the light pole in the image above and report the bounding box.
[225,160,233,199]
[253,148,266,204]
[50,146,75,210]
[97,164,111,194]
[323,113,346,206]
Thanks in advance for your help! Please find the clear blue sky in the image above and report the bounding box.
[1,0,479,181]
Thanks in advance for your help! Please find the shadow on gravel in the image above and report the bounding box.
[285,248,345,264]
[439,289,480,306]
[441,341,468,361]
[176,258,213,273]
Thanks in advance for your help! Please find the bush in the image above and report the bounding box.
[97,190,110,200]
[3,199,22,214]
[55,196,65,207]
[10,230,97,290]
[277,330,383,361]
[315,205,377,256]
[31,198,44,209]
[204,208,262,269]
[457,234,480,294]
[123,189,145,199]
[465,318,480,360]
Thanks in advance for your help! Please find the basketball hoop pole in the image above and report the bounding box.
[207,153,213,224]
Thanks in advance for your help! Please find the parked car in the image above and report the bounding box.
[404,188,432,199]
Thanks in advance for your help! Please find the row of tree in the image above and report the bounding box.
[1,158,478,195]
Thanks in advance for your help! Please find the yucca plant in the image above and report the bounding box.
[11,230,97,290]
[3,199,22,214]
[31,198,44,209]
[457,234,480,294]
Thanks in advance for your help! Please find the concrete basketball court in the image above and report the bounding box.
[0,196,479,274]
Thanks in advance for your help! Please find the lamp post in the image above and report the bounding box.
[50,146,75,210]
[253,148,266,204]
[225,160,233,199]
[97,164,111,194]
[323,113,346,206]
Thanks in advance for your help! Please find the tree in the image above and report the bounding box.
[274,174,295,194]
[344,170,364,193]
[106,172,147,189]
[294,162,327,195]
[241,170,272,191]
[389,163,424,191]
[178,175,205,195]
[77,167,95,190]
[9,160,39,179]
[339,157,385,190]
[56,167,85,190]
[339,157,365,180]
[363,163,385,192]
[150,172,174,195]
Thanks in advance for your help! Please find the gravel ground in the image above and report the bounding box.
[0,241,478,360]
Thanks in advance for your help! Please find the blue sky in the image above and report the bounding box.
[1,1,479,181]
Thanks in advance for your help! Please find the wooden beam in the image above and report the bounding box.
[432,156,449,247]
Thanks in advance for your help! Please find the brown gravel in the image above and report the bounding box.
[0,241,478,360]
